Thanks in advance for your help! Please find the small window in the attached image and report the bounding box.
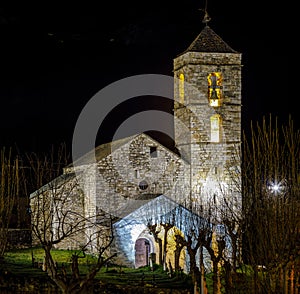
[210,114,221,142]
[214,166,218,175]
[213,193,217,204]
[150,146,157,158]
[179,73,185,105]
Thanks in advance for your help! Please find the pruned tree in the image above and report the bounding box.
[145,197,179,268]
[212,147,244,293]
[202,228,225,294]
[0,147,19,258]
[26,144,117,294]
[173,205,207,289]
[173,227,185,272]
[147,222,163,266]
[194,201,225,294]
[160,222,174,270]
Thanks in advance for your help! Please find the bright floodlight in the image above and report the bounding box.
[268,180,285,195]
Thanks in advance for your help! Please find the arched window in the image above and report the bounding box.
[210,114,221,142]
[207,72,222,107]
[179,73,185,104]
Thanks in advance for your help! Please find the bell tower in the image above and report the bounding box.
[173,18,242,205]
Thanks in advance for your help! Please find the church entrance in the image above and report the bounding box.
[134,238,151,268]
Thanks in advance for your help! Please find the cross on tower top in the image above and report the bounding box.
[200,0,211,25]
[202,10,211,25]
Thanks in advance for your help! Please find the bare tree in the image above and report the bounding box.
[173,227,185,272]
[214,152,244,293]
[171,205,207,291]
[242,116,300,294]
[27,144,117,294]
[147,222,163,266]
[191,192,241,293]
[145,197,179,268]
[161,222,174,270]
[0,147,19,258]
[196,201,225,294]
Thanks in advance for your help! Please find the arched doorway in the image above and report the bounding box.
[135,238,151,268]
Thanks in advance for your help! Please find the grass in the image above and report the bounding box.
[2,248,258,293]
[1,247,193,291]
[4,246,97,265]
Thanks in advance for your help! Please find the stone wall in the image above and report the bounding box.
[29,133,189,256]
[92,133,186,217]
[173,50,242,206]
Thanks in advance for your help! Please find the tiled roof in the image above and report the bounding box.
[180,25,238,55]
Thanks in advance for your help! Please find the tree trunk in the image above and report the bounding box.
[174,246,182,271]
[71,255,80,280]
[187,248,199,286]
[158,238,163,265]
[223,259,233,294]
[161,223,172,270]
[174,233,185,272]
[231,233,238,272]
[147,224,163,265]
[212,259,221,294]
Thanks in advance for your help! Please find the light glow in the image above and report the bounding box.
[210,114,221,142]
[179,73,185,104]
[207,72,222,107]
[267,179,286,195]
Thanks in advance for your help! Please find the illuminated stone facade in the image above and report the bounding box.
[30,25,242,271]
[173,25,242,208]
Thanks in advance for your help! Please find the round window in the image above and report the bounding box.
[139,180,148,190]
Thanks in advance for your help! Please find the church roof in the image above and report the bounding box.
[29,172,75,199]
[114,194,207,224]
[69,133,182,168]
[180,25,238,55]
[69,135,137,167]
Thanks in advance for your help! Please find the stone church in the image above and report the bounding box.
[30,21,242,272]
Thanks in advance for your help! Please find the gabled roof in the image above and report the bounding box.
[112,194,162,221]
[179,25,238,55]
[29,172,75,199]
[69,133,182,168]
[114,194,207,227]
[68,135,137,167]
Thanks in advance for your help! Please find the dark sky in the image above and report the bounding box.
[0,1,291,155]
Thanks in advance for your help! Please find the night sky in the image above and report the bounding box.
[0,1,291,155]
